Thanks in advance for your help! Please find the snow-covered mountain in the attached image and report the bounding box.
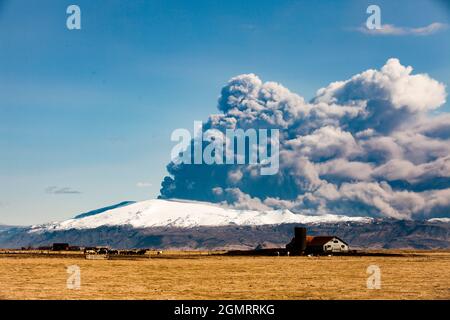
[30,199,371,232]
[1,199,449,249]
[428,218,450,223]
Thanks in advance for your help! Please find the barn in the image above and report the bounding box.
[305,236,349,254]
[286,227,350,255]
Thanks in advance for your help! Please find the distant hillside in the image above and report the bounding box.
[0,219,448,250]
[1,199,448,250]
[0,225,18,232]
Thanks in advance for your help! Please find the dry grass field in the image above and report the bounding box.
[0,250,449,300]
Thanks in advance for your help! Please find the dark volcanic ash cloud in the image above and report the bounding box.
[160,58,450,220]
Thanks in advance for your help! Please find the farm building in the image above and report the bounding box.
[286,227,350,255]
[305,236,349,254]
[52,243,69,251]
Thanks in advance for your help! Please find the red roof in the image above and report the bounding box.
[306,236,347,247]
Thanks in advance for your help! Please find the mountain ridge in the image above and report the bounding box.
[30,199,372,232]
[73,201,136,219]
[0,199,448,250]
[0,220,448,250]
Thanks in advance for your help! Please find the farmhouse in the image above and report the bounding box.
[286,227,350,255]
[305,236,349,254]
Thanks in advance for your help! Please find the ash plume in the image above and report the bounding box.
[160,58,450,220]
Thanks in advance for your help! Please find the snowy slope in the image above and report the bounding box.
[30,199,371,232]
[428,218,450,223]
[74,201,136,219]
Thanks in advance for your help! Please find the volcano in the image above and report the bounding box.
[0,199,448,250]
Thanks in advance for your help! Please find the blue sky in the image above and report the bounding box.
[0,0,449,225]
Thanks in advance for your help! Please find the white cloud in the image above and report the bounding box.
[357,22,449,36]
[286,126,362,161]
[315,58,447,114]
[317,159,374,181]
[45,186,81,195]
[136,182,152,188]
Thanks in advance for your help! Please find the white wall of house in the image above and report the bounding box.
[323,238,349,253]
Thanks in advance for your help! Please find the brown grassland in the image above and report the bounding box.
[0,250,449,300]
